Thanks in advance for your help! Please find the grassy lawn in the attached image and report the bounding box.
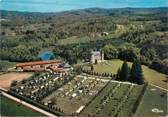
[134,85,167,117]
[0,95,44,116]
[0,60,16,71]
[83,59,167,89]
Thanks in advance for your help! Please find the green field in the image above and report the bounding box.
[57,33,121,45]
[83,59,167,89]
[0,95,43,116]
[0,60,16,71]
[135,85,167,117]
[80,82,143,117]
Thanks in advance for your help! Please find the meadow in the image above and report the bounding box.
[83,59,167,89]
[0,95,43,116]
[0,60,16,71]
[135,85,167,117]
[57,33,120,45]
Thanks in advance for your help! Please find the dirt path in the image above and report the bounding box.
[150,83,168,92]
[80,75,136,85]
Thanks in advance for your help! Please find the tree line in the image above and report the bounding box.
[116,60,144,85]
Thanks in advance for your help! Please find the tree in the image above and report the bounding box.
[62,49,77,65]
[11,80,18,87]
[117,61,130,81]
[116,68,121,80]
[118,49,139,62]
[76,66,82,74]
[21,79,27,84]
[140,47,156,60]
[118,43,140,61]
[95,59,98,64]
[103,44,118,59]
[91,65,94,71]
[50,97,57,105]
[130,59,144,84]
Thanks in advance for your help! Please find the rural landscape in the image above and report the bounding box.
[0,0,168,117]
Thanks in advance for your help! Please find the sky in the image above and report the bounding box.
[0,0,168,12]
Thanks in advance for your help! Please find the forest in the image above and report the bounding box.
[0,7,168,74]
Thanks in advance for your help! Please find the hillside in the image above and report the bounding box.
[0,7,168,74]
[83,59,167,89]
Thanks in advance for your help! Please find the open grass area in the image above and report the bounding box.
[80,82,143,117]
[0,60,16,71]
[57,36,90,45]
[83,59,168,89]
[0,95,43,116]
[135,85,167,117]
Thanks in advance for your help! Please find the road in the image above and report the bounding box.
[80,74,168,91]
[150,83,168,92]
[79,74,136,85]
[1,91,57,117]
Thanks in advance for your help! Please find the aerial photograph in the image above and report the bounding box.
[0,0,167,117]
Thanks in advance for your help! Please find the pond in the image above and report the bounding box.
[38,51,55,60]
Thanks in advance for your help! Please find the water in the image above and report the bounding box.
[38,51,55,61]
[1,0,168,12]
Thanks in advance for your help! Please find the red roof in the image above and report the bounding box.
[16,60,62,67]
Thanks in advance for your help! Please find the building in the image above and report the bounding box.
[59,63,73,71]
[16,60,63,72]
[90,51,104,64]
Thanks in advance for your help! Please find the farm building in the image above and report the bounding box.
[15,60,63,72]
[90,51,104,64]
[59,63,72,71]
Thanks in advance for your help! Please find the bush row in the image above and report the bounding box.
[82,69,115,78]
[79,77,115,115]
